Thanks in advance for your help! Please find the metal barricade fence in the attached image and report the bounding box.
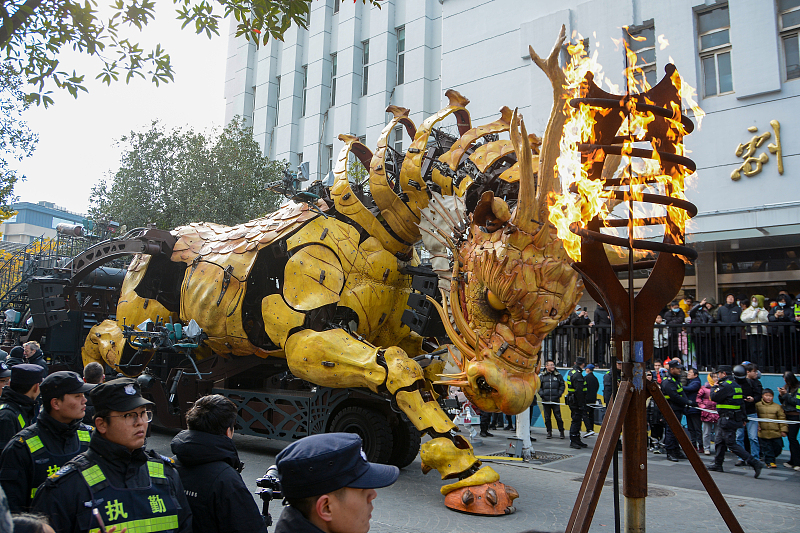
[542,323,799,373]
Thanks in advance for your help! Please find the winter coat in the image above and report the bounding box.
[697,384,719,423]
[718,302,742,324]
[570,311,591,339]
[663,308,685,326]
[653,323,668,348]
[0,388,38,447]
[768,295,795,334]
[274,505,324,533]
[539,370,565,403]
[738,378,762,415]
[31,432,192,533]
[755,400,787,439]
[593,306,611,327]
[741,295,768,335]
[779,386,799,415]
[684,376,701,414]
[585,372,600,404]
[171,430,266,533]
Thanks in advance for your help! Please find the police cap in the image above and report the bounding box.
[276,433,399,499]
[0,361,9,378]
[11,364,44,386]
[89,377,153,413]
[668,359,683,369]
[717,365,733,375]
[41,371,95,401]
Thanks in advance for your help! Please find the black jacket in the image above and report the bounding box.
[738,377,762,416]
[31,432,192,533]
[274,504,326,533]
[585,372,599,404]
[171,430,265,533]
[593,307,611,327]
[26,350,49,377]
[0,411,91,512]
[661,374,691,411]
[570,312,591,339]
[684,376,701,414]
[0,388,38,447]
[718,303,742,324]
[662,308,685,326]
[566,365,586,405]
[538,370,565,403]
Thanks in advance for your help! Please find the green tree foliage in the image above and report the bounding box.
[0,0,382,107]
[0,64,37,221]
[89,116,283,229]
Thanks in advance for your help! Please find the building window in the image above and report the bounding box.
[779,0,800,80]
[393,125,403,153]
[362,40,370,96]
[275,76,281,126]
[327,145,335,173]
[560,38,589,67]
[251,85,257,124]
[298,153,303,166]
[625,23,656,90]
[396,26,405,85]
[698,5,733,97]
[330,53,338,106]
[333,0,339,14]
[301,65,308,116]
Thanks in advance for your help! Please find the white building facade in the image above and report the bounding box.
[225,0,800,303]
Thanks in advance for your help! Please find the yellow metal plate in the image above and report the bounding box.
[261,294,306,348]
[283,245,344,311]
[419,437,480,480]
[396,390,456,434]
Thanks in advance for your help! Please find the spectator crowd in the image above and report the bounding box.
[544,291,800,371]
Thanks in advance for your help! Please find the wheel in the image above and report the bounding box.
[388,414,421,469]
[329,406,393,464]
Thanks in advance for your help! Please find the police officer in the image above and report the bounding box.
[274,433,399,533]
[0,364,43,447]
[567,357,588,449]
[0,362,10,390]
[660,359,692,462]
[707,365,765,478]
[0,371,95,512]
[32,377,192,533]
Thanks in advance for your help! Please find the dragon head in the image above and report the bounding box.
[424,29,584,414]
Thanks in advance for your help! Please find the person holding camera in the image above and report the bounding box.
[171,394,266,533]
[274,433,399,533]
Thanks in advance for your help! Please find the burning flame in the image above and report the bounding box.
[547,33,704,264]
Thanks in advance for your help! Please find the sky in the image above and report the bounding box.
[10,3,230,214]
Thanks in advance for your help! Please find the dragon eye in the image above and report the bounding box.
[486,289,505,311]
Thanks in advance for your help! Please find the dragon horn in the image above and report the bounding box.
[509,108,538,235]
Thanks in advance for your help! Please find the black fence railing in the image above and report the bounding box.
[542,323,799,374]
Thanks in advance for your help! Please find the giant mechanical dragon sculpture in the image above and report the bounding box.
[83,30,582,514]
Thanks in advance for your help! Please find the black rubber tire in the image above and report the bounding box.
[329,406,394,464]
[388,414,421,469]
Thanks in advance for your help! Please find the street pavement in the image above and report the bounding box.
[147,425,800,533]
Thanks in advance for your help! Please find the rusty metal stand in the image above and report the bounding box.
[561,63,746,533]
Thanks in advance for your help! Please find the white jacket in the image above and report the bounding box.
[653,324,669,348]
[741,306,768,335]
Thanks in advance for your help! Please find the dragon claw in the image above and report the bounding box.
[445,481,519,516]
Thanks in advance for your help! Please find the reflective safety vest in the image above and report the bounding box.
[663,376,683,400]
[76,457,181,533]
[715,379,744,411]
[0,403,26,433]
[21,425,91,503]
[566,369,587,394]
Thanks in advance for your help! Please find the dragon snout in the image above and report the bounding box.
[459,360,539,415]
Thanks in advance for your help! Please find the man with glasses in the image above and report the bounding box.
[32,377,192,533]
[0,371,94,512]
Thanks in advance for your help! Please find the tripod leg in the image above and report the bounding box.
[647,381,744,533]
[566,381,633,533]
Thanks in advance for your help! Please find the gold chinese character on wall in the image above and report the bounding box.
[731,121,784,180]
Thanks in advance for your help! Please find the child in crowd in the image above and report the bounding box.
[756,388,788,468]
[697,372,719,456]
